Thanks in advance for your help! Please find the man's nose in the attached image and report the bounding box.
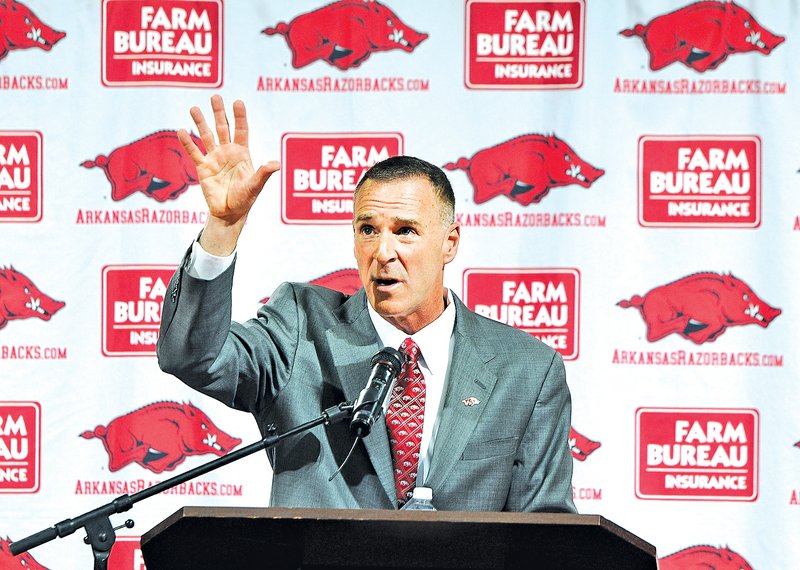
[375,233,398,264]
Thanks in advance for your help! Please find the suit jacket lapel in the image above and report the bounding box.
[425,298,498,495]
[325,290,396,505]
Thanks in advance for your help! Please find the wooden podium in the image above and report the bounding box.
[141,507,656,569]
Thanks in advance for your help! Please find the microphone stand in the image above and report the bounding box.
[9,401,354,570]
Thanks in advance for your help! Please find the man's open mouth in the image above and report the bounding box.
[375,278,399,287]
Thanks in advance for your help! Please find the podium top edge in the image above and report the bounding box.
[142,506,656,556]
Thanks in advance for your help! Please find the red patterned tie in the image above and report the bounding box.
[386,338,426,506]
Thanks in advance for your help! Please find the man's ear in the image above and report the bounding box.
[443,222,461,264]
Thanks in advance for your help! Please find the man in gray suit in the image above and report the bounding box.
[157,95,576,513]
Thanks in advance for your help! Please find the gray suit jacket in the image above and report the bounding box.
[157,257,576,513]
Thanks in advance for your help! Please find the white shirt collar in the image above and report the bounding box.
[366,289,456,374]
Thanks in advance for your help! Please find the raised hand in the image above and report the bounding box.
[178,95,280,255]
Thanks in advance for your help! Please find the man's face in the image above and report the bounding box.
[353,176,460,334]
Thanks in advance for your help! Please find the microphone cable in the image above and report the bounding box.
[328,436,360,481]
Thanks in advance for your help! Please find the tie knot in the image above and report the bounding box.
[400,338,420,364]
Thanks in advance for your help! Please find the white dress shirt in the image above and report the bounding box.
[187,242,457,487]
[366,291,455,487]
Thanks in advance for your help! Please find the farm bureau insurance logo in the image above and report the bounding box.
[639,136,760,228]
[0,131,42,222]
[281,133,403,224]
[465,0,584,90]
[108,536,144,570]
[636,407,758,501]
[462,268,580,360]
[0,402,40,493]
[102,265,175,356]
[102,0,223,87]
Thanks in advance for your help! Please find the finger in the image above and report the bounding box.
[211,94,231,145]
[177,129,205,166]
[232,99,248,147]
[190,105,216,153]
[248,161,282,198]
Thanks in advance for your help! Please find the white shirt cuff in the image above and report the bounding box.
[186,239,236,281]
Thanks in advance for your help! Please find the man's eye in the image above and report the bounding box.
[398,227,414,236]
[360,226,374,235]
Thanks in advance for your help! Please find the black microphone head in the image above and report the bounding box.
[372,346,403,374]
[349,347,404,438]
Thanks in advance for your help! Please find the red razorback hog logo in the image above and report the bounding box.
[444,135,604,206]
[620,1,784,72]
[80,401,242,474]
[659,545,752,570]
[0,537,48,570]
[80,131,205,202]
[569,427,600,461]
[0,266,64,330]
[0,0,65,62]
[262,0,428,70]
[261,269,362,304]
[618,272,780,344]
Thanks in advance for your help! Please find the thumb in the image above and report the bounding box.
[242,160,281,206]
[253,160,281,191]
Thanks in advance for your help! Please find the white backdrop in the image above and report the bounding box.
[1,1,798,568]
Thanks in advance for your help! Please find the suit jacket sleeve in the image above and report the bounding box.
[156,252,300,414]
[506,350,576,513]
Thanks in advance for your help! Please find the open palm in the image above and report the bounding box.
[178,95,280,252]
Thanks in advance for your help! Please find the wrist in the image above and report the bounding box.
[198,215,245,256]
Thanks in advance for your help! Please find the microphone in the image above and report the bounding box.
[350,347,404,438]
